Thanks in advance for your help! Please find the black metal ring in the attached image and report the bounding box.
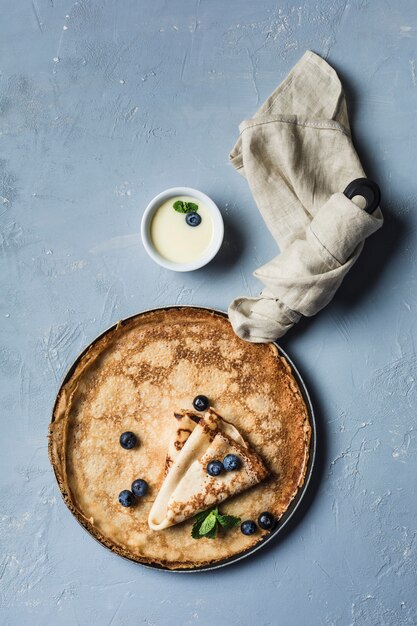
[343,178,381,214]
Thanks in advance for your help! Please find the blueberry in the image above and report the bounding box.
[223,454,241,471]
[119,431,137,449]
[118,489,134,507]
[186,212,202,227]
[131,479,148,497]
[241,520,257,536]
[258,511,276,531]
[207,460,224,477]
[193,395,209,412]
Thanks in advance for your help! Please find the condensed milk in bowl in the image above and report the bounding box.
[141,187,224,271]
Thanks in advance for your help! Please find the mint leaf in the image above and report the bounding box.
[191,507,239,540]
[216,514,241,529]
[191,519,204,539]
[199,511,217,536]
[173,200,199,213]
[173,200,186,213]
[204,524,218,539]
[194,509,211,523]
[191,508,216,539]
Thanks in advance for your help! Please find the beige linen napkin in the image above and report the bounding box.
[228,50,383,343]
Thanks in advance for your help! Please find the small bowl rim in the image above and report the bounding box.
[140,187,224,272]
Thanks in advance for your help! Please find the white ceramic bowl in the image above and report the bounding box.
[140,187,224,272]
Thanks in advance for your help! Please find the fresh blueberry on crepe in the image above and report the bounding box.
[223,454,241,471]
[119,431,137,449]
[131,479,148,497]
[192,395,209,411]
[207,460,224,476]
[258,511,276,531]
[240,520,257,535]
[118,490,134,507]
[186,212,202,227]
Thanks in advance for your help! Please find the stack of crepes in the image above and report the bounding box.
[148,408,269,530]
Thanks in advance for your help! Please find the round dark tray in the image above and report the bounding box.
[50,306,316,572]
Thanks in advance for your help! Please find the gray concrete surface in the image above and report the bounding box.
[1,1,417,624]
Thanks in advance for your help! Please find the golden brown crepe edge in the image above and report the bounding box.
[271,342,312,496]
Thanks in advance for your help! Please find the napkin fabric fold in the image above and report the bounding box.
[228,51,383,343]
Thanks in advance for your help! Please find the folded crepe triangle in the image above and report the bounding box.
[148,408,269,530]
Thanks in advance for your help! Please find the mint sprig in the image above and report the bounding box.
[199,510,217,535]
[216,513,242,529]
[173,200,199,214]
[191,507,241,539]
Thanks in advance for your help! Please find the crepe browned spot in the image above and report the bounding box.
[49,307,311,570]
[165,410,201,475]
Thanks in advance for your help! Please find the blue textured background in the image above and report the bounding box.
[1,1,416,624]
